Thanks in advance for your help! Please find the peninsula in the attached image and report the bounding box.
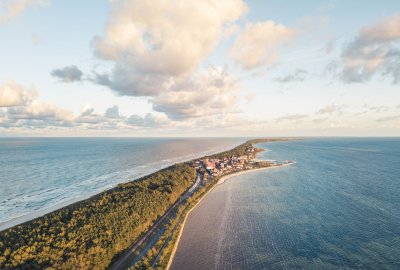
[0,138,294,270]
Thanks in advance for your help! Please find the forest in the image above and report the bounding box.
[0,163,195,269]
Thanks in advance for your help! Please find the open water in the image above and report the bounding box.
[171,138,400,270]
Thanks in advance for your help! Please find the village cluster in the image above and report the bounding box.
[189,146,258,178]
[188,145,293,179]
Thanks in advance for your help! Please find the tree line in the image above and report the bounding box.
[0,163,195,269]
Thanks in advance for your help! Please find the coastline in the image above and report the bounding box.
[166,163,292,269]
[0,141,243,232]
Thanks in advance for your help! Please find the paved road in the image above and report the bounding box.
[108,173,201,270]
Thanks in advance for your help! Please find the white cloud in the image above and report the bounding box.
[127,113,171,128]
[94,0,247,94]
[91,0,248,123]
[7,100,73,123]
[80,104,95,117]
[338,15,400,83]
[75,104,125,127]
[0,81,176,131]
[229,21,296,69]
[0,81,74,128]
[152,66,238,119]
[0,81,35,107]
[97,0,247,75]
[0,0,49,24]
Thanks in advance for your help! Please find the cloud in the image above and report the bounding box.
[51,65,83,83]
[76,107,107,125]
[316,104,343,114]
[273,69,307,83]
[0,80,177,132]
[368,105,390,113]
[359,15,400,43]
[338,15,400,83]
[76,108,172,130]
[94,0,247,95]
[0,81,113,129]
[152,66,238,120]
[312,117,328,123]
[6,100,73,126]
[80,104,95,117]
[0,0,49,24]
[229,21,296,69]
[91,0,248,121]
[92,65,165,96]
[95,66,239,120]
[75,105,126,128]
[0,81,35,107]
[127,113,170,128]
[276,114,308,122]
[376,115,400,122]
[104,105,120,118]
[0,81,74,128]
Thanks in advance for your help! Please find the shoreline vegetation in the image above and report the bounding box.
[0,138,295,270]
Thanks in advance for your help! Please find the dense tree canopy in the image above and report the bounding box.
[0,163,195,269]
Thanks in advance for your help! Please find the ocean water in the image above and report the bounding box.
[171,138,400,270]
[0,137,243,230]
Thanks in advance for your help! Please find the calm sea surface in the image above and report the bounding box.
[171,138,400,270]
[0,137,243,230]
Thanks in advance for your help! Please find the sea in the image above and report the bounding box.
[0,137,243,231]
[171,138,400,270]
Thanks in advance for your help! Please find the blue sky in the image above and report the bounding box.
[0,0,399,136]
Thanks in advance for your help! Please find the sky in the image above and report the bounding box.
[0,0,399,137]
